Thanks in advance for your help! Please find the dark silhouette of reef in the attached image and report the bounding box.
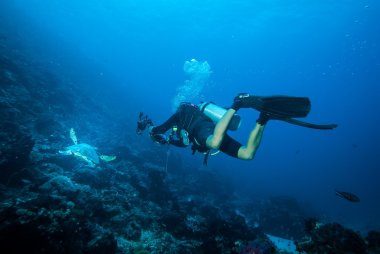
[1,34,379,254]
[295,218,380,254]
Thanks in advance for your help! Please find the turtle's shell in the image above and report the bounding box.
[64,143,99,165]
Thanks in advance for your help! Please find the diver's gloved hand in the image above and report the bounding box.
[256,112,270,125]
[231,93,252,111]
[149,127,168,144]
[152,134,168,144]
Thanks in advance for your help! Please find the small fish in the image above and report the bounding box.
[335,190,360,202]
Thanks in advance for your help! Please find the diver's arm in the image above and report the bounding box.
[150,112,179,135]
[149,112,180,145]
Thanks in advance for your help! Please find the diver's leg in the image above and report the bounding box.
[206,109,236,149]
[237,123,266,160]
[205,94,250,149]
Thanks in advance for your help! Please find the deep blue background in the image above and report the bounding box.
[2,0,379,232]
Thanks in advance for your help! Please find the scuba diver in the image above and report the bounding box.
[136,93,337,164]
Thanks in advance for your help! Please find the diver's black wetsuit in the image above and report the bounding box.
[150,103,242,158]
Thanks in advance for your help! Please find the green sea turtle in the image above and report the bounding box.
[59,128,116,167]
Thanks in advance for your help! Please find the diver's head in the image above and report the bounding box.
[136,112,153,135]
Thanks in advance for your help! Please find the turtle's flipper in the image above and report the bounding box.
[58,150,72,155]
[100,155,117,162]
[70,128,78,144]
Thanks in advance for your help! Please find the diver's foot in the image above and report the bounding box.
[256,112,270,125]
[231,93,253,110]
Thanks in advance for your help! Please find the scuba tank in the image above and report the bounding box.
[199,102,241,131]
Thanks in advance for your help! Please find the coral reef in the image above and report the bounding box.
[296,218,368,254]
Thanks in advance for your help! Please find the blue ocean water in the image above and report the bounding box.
[1,0,379,236]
